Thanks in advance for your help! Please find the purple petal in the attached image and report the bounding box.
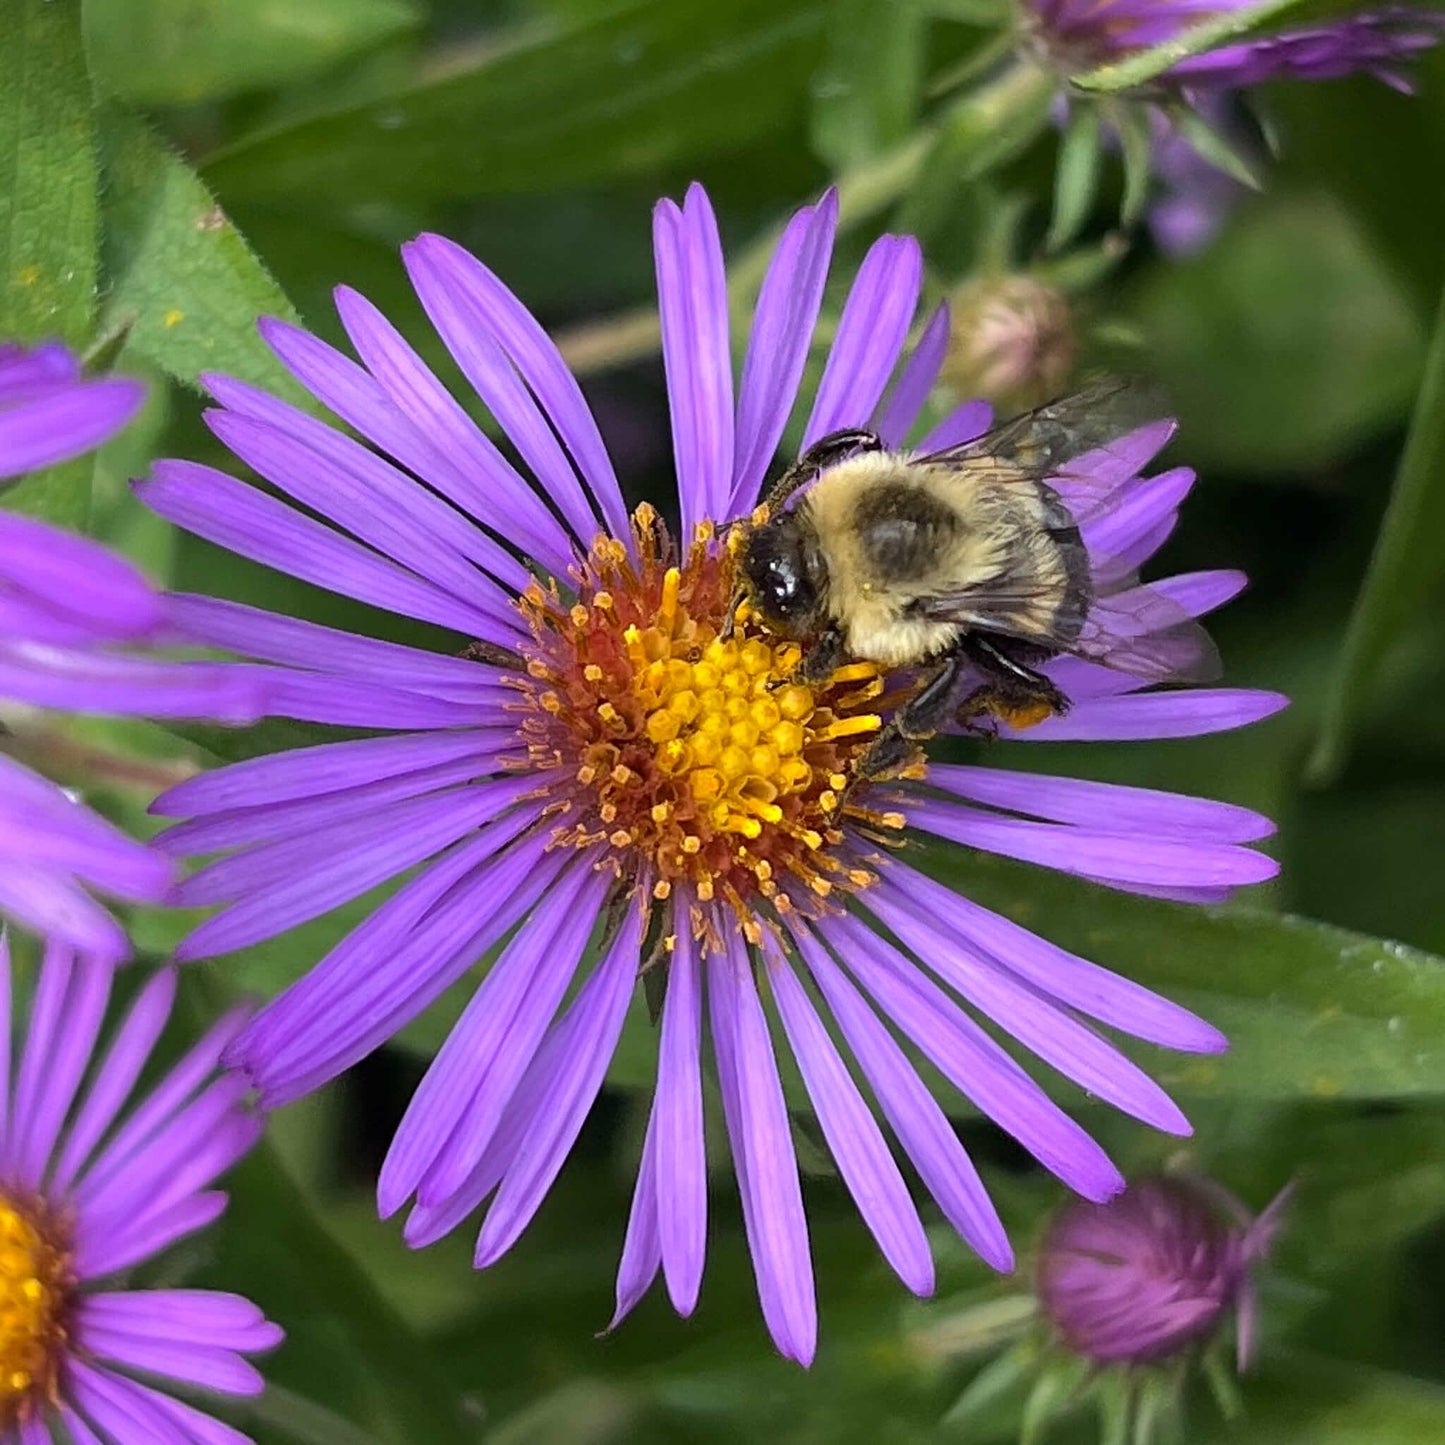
[608,1110,663,1329]
[793,921,1011,1270]
[906,796,1277,890]
[205,369,532,604]
[473,905,643,1264]
[76,1191,229,1279]
[709,932,816,1365]
[0,865,127,964]
[878,864,1226,1052]
[401,233,631,545]
[202,406,519,637]
[395,257,607,566]
[81,1289,281,1351]
[655,923,707,1314]
[917,398,993,453]
[829,913,1124,1202]
[334,285,586,573]
[803,234,922,446]
[764,934,934,1295]
[0,376,143,479]
[243,825,569,1109]
[138,460,495,638]
[77,1319,266,1397]
[0,512,165,639]
[70,1003,248,1209]
[923,764,1274,842]
[173,776,539,959]
[257,314,574,581]
[1015,689,1290,741]
[158,747,509,856]
[865,887,1191,1134]
[66,1360,193,1445]
[875,304,950,448]
[0,936,11,1148]
[154,727,503,818]
[375,856,605,1214]
[11,948,110,1188]
[655,185,735,534]
[51,969,178,1193]
[728,191,839,515]
[413,866,612,1208]
[0,647,263,724]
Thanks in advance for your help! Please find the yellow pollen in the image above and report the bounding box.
[510,508,905,924]
[0,1192,72,1424]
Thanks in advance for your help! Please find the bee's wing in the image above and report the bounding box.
[914,376,1172,526]
[921,574,1220,685]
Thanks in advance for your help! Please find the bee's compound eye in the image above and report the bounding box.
[742,520,819,632]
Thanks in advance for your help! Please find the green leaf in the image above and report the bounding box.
[810,0,926,172]
[201,1137,477,1445]
[1195,1353,1445,1444]
[97,107,308,399]
[1072,0,1306,92]
[1130,192,1425,475]
[85,0,421,106]
[1168,105,1264,192]
[202,0,828,206]
[1046,105,1102,252]
[1309,277,1445,783]
[0,0,100,527]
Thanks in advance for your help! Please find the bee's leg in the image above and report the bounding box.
[955,634,1069,733]
[460,639,526,670]
[794,624,849,686]
[759,429,884,514]
[851,652,967,784]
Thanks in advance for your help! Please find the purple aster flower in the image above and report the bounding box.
[1038,1175,1291,1368]
[1028,5,1445,250]
[139,184,1285,1365]
[0,934,280,1439]
[1027,1,1445,88]
[1,342,264,962]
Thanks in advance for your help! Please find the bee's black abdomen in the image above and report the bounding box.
[854,481,959,581]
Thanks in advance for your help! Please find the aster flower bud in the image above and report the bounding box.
[939,274,1075,410]
[1037,1175,1289,1369]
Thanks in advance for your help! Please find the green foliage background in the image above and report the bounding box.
[6,0,1445,1439]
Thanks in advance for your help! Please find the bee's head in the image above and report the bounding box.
[738,510,827,638]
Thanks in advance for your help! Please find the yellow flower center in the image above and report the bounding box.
[0,1190,72,1424]
[510,506,908,937]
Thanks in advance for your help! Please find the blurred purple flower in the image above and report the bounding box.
[1169,6,1445,92]
[0,935,279,1440]
[1,341,263,961]
[1038,1174,1291,1368]
[1028,0,1444,87]
[140,184,1284,1365]
[1029,5,1445,252]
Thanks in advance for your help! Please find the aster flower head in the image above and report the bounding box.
[141,183,1285,1364]
[0,342,263,962]
[1038,1175,1289,1369]
[0,936,280,1441]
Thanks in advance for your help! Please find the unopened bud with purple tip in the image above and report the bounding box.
[1037,1175,1290,1370]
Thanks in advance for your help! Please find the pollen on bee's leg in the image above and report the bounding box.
[999,699,1057,730]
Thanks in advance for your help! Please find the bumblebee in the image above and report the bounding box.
[732,379,1219,781]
